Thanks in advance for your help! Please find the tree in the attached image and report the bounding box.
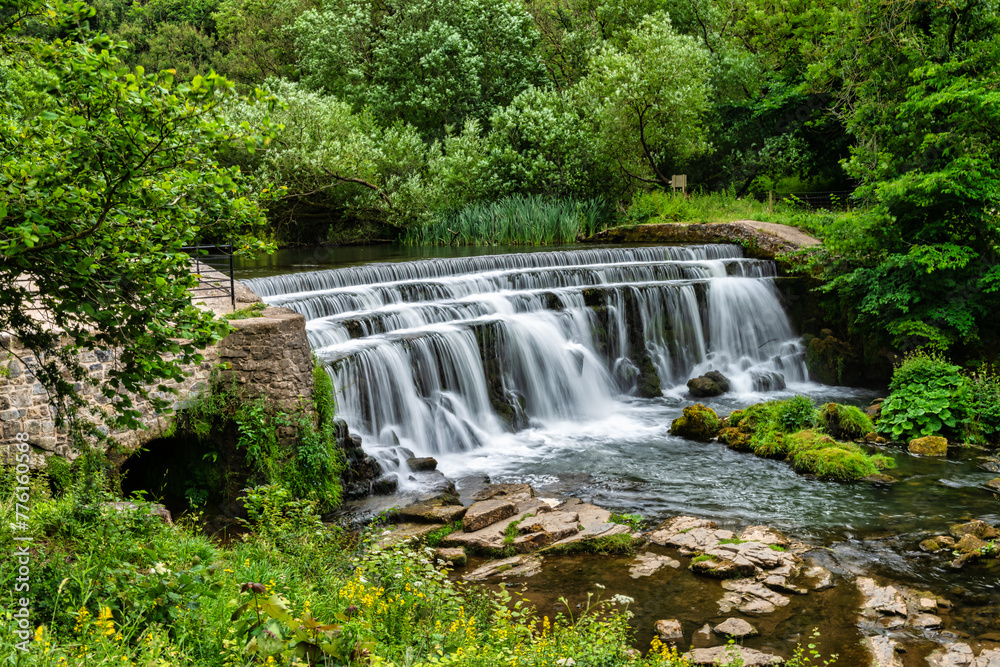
[818,0,1000,354]
[582,12,712,189]
[294,0,548,141]
[0,0,272,434]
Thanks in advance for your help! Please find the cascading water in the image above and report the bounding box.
[246,244,809,488]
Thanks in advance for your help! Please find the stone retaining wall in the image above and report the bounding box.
[0,306,314,466]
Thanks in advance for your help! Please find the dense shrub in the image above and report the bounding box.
[878,352,971,442]
[818,403,875,440]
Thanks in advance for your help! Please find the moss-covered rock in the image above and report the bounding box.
[785,430,896,481]
[670,404,722,442]
[949,519,1000,540]
[687,371,730,397]
[908,436,948,456]
[818,403,875,440]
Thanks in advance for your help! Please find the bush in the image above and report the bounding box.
[967,366,1000,444]
[879,352,970,441]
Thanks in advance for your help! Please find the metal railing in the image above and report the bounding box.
[182,243,236,311]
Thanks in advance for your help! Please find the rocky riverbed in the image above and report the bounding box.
[350,477,1000,667]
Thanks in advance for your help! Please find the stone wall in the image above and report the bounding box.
[0,306,314,466]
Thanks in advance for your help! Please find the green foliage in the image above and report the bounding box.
[171,368,344,512]
[403,194,613,246]
[0,2,273,434]
[582,12,712,189]
[225,302,266,320]
[817,403,875,441]
[879,352,970,442]
[967,367,1000,445]
[295,0,547,142]
[424,521,463,548]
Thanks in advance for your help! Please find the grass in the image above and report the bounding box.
[541,532,642,556]
[402,194,613,246]
[624,189,859,238]
[225,302,266,320]
[691,554,715,564]
[425,520,463,548]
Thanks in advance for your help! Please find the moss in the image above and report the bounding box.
[785,430,896,481]
[691,554,714,564]
[541,533,642,556]
[670,403,722,442]
[818,403,875,440]
[225,302,266,320]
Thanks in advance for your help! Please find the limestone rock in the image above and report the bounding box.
[472,483,534,504]
[972,649,1000,667]
[950,520,1000,540]
[719,578,790,615]
[629,551,680,578]
[434,547,467,567]
[713,617,757,638]
[866,636,903,667]
[986,478,1000,492]
[463,555,541,581]
[105,501,172,524]
[856,577,907,616]
[654,619,683,643]
[647,516,724,551]
[396,500,466,524]
[910,613,943,629]
[463,498,517,532]
[909,435,948,456]
[685,645,782,666]
[803,565,835,590]
[955,533,988,554]
[690,623,714,648]
[670,403,722,442]
[927,643,974,667]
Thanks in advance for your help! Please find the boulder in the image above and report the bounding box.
[376,522,444,548]
[910,613,943,629]
[691,554,757,579]
[713,617,757,638]
[654,619,683,643]
[973,649,1000,667]
[949,520,1000,540]
[687,374,728,397]
[803,565,835,591]
[909,436,948,456]
[979,457,1000,473]
[690,623,714,649]
[472,483,534,504]
[406,457,438,471]
[670,404,722,442]
[955,533,988,554]
[685,645,782,666]
[704,370,731,392]
[463,498,517,532]
[987,478,1000,492]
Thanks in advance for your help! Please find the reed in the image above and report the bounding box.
[403,194,613,246]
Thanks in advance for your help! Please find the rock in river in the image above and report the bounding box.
[908,435,948,456]
[685,645,782,666]
[670,404,722,442]
[687,371,731,397]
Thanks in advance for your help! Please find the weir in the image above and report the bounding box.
[246,245,808,485]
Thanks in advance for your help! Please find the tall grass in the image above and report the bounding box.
[403,195,613,246]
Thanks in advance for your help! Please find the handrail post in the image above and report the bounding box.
[228,241,235,312]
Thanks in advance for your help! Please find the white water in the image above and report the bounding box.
[246,245,812,489]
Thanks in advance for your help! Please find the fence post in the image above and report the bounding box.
[228,241,235,312]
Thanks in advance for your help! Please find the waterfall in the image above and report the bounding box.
[246,244,808,482]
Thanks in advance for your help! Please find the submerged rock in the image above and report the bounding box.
[654,619,683,643]
[670,404,722,442]
[749,370,786,392]
[629,551,680,578]
[713,617,757,638]
[685,645,782,666]
[926,643,974,667]
[909,435,948,456]
[866,636,903,667]
[719,578,790,615]
[949,519,1000,540]
[857,577,907,616]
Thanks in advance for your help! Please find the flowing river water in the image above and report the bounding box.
[234,244,1000,661]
